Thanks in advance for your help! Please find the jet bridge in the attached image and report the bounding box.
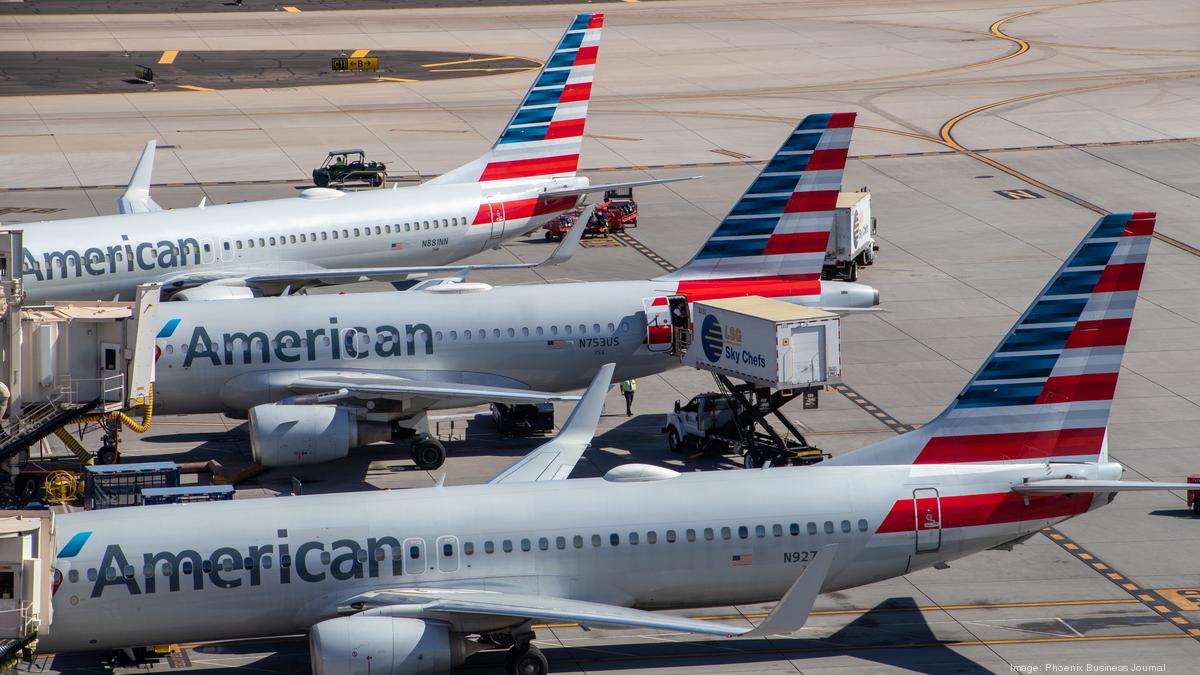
[0,230,159,490]
[0,511,53,667]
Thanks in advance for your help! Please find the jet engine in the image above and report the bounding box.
[248,404,390,467]
[310,617,474,675]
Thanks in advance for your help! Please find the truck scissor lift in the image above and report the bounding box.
[658,295,842,469]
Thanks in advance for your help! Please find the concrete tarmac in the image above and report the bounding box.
[2,0,1200,673]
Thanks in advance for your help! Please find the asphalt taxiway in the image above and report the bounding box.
[2,0,1200,673]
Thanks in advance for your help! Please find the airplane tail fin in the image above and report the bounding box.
[428,13,602,186]
[830,211,1156,466]
[118,140,163,214]
[656,112,855,289]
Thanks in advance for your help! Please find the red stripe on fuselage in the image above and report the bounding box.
[876,492,1093,533]
[914,427,1106,464]
[762,232,830,256]
[784,190,838,214]
[675,276,821,303]
[1034,372,1119,405]
[470,195,578,226]
[1063,318,1132,350]
[1092,262,1145,294]
[480,155,579,182]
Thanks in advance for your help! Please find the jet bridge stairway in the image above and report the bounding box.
[0,397,102,466]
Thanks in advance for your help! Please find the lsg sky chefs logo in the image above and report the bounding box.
[700,313,743,363]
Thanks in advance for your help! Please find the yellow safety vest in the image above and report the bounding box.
[620,379,637,392]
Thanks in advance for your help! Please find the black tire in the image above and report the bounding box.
[545,231,554,241]
[97,446,118,465]
[314,174,329,187]
[1192,501,1200,516]
[411,438,446,470]
[743,452,759,469]
[846,261,859,282]
[506,646,548,675]
[15,476,37,502]
[667,428,683,454]
[370,173,384,188]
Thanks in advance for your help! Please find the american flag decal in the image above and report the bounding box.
[732,553,753,567]
[391,242,405,250]
[546,340,569,350]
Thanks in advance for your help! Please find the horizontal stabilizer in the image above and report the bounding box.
[538,175,701,199]
[1013,479,1199,494]
[489,363,614,484]
[118,140,163,214]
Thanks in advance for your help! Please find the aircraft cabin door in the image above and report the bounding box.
[913,488,942,553]
[642,297,673,353]
[486,197,506,243]
[436,536,460,573]
[403,537,426,575]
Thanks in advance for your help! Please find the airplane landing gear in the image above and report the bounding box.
[411,435,446,470]
[505,644,548,675]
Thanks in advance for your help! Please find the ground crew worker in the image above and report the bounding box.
[620,378,637,416]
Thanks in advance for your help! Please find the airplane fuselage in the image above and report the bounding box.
[38,460,1115,653]
[150,278,875,416]
[14,180,581,301]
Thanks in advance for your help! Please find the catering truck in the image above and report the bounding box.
[668,297,841,467]
[822,189,877,282]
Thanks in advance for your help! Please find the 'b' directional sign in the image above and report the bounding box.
[332,57,380,72]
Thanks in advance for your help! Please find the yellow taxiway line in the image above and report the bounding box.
[158,50,178,65]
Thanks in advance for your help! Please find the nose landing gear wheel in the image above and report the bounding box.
[505,645,548,675]
[411,437,446,470]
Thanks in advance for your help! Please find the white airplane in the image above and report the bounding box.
[40,210,1195,675]
[148,112,880,469]
[8,13,690,302]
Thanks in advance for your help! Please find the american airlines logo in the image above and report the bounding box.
[23,235,204,281]
[162,317,435,367]
[81,533,412,598]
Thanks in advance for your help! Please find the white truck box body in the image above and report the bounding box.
[684,296,841,389]
[826,191,873,266]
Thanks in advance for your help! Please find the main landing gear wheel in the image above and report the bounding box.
[411,437,446,470]
[505,645,549,675]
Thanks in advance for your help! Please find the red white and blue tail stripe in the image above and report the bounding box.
[833,211,1156,466]
[663,112,854,287]
[430,13,602,185]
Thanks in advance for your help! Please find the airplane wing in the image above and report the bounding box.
[488,364,613,484]
[344,545,838,638]
[159,205,592,296]
[118,140,163,214]
[285,373,581,406]
[1013,479,1200,494]
[537,176,701,199]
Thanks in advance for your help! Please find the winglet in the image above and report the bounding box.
[739,543,838,637]
[118,140,163,214]
[539,204,592,268]
[488,363,615,484]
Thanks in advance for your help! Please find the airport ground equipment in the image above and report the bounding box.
[0,233,160,498]
[311,149,387,188]
[669,297,841,467]
[543,187,639,241]
[141,484,234,505]
[822,189,877,282]
[1188,474,1200,515]
[491,402,554,436]
[82,462,179,510]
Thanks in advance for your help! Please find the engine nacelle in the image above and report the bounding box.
[169,285,257,301]
[310,617,458,675]
[248,404,390,467]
